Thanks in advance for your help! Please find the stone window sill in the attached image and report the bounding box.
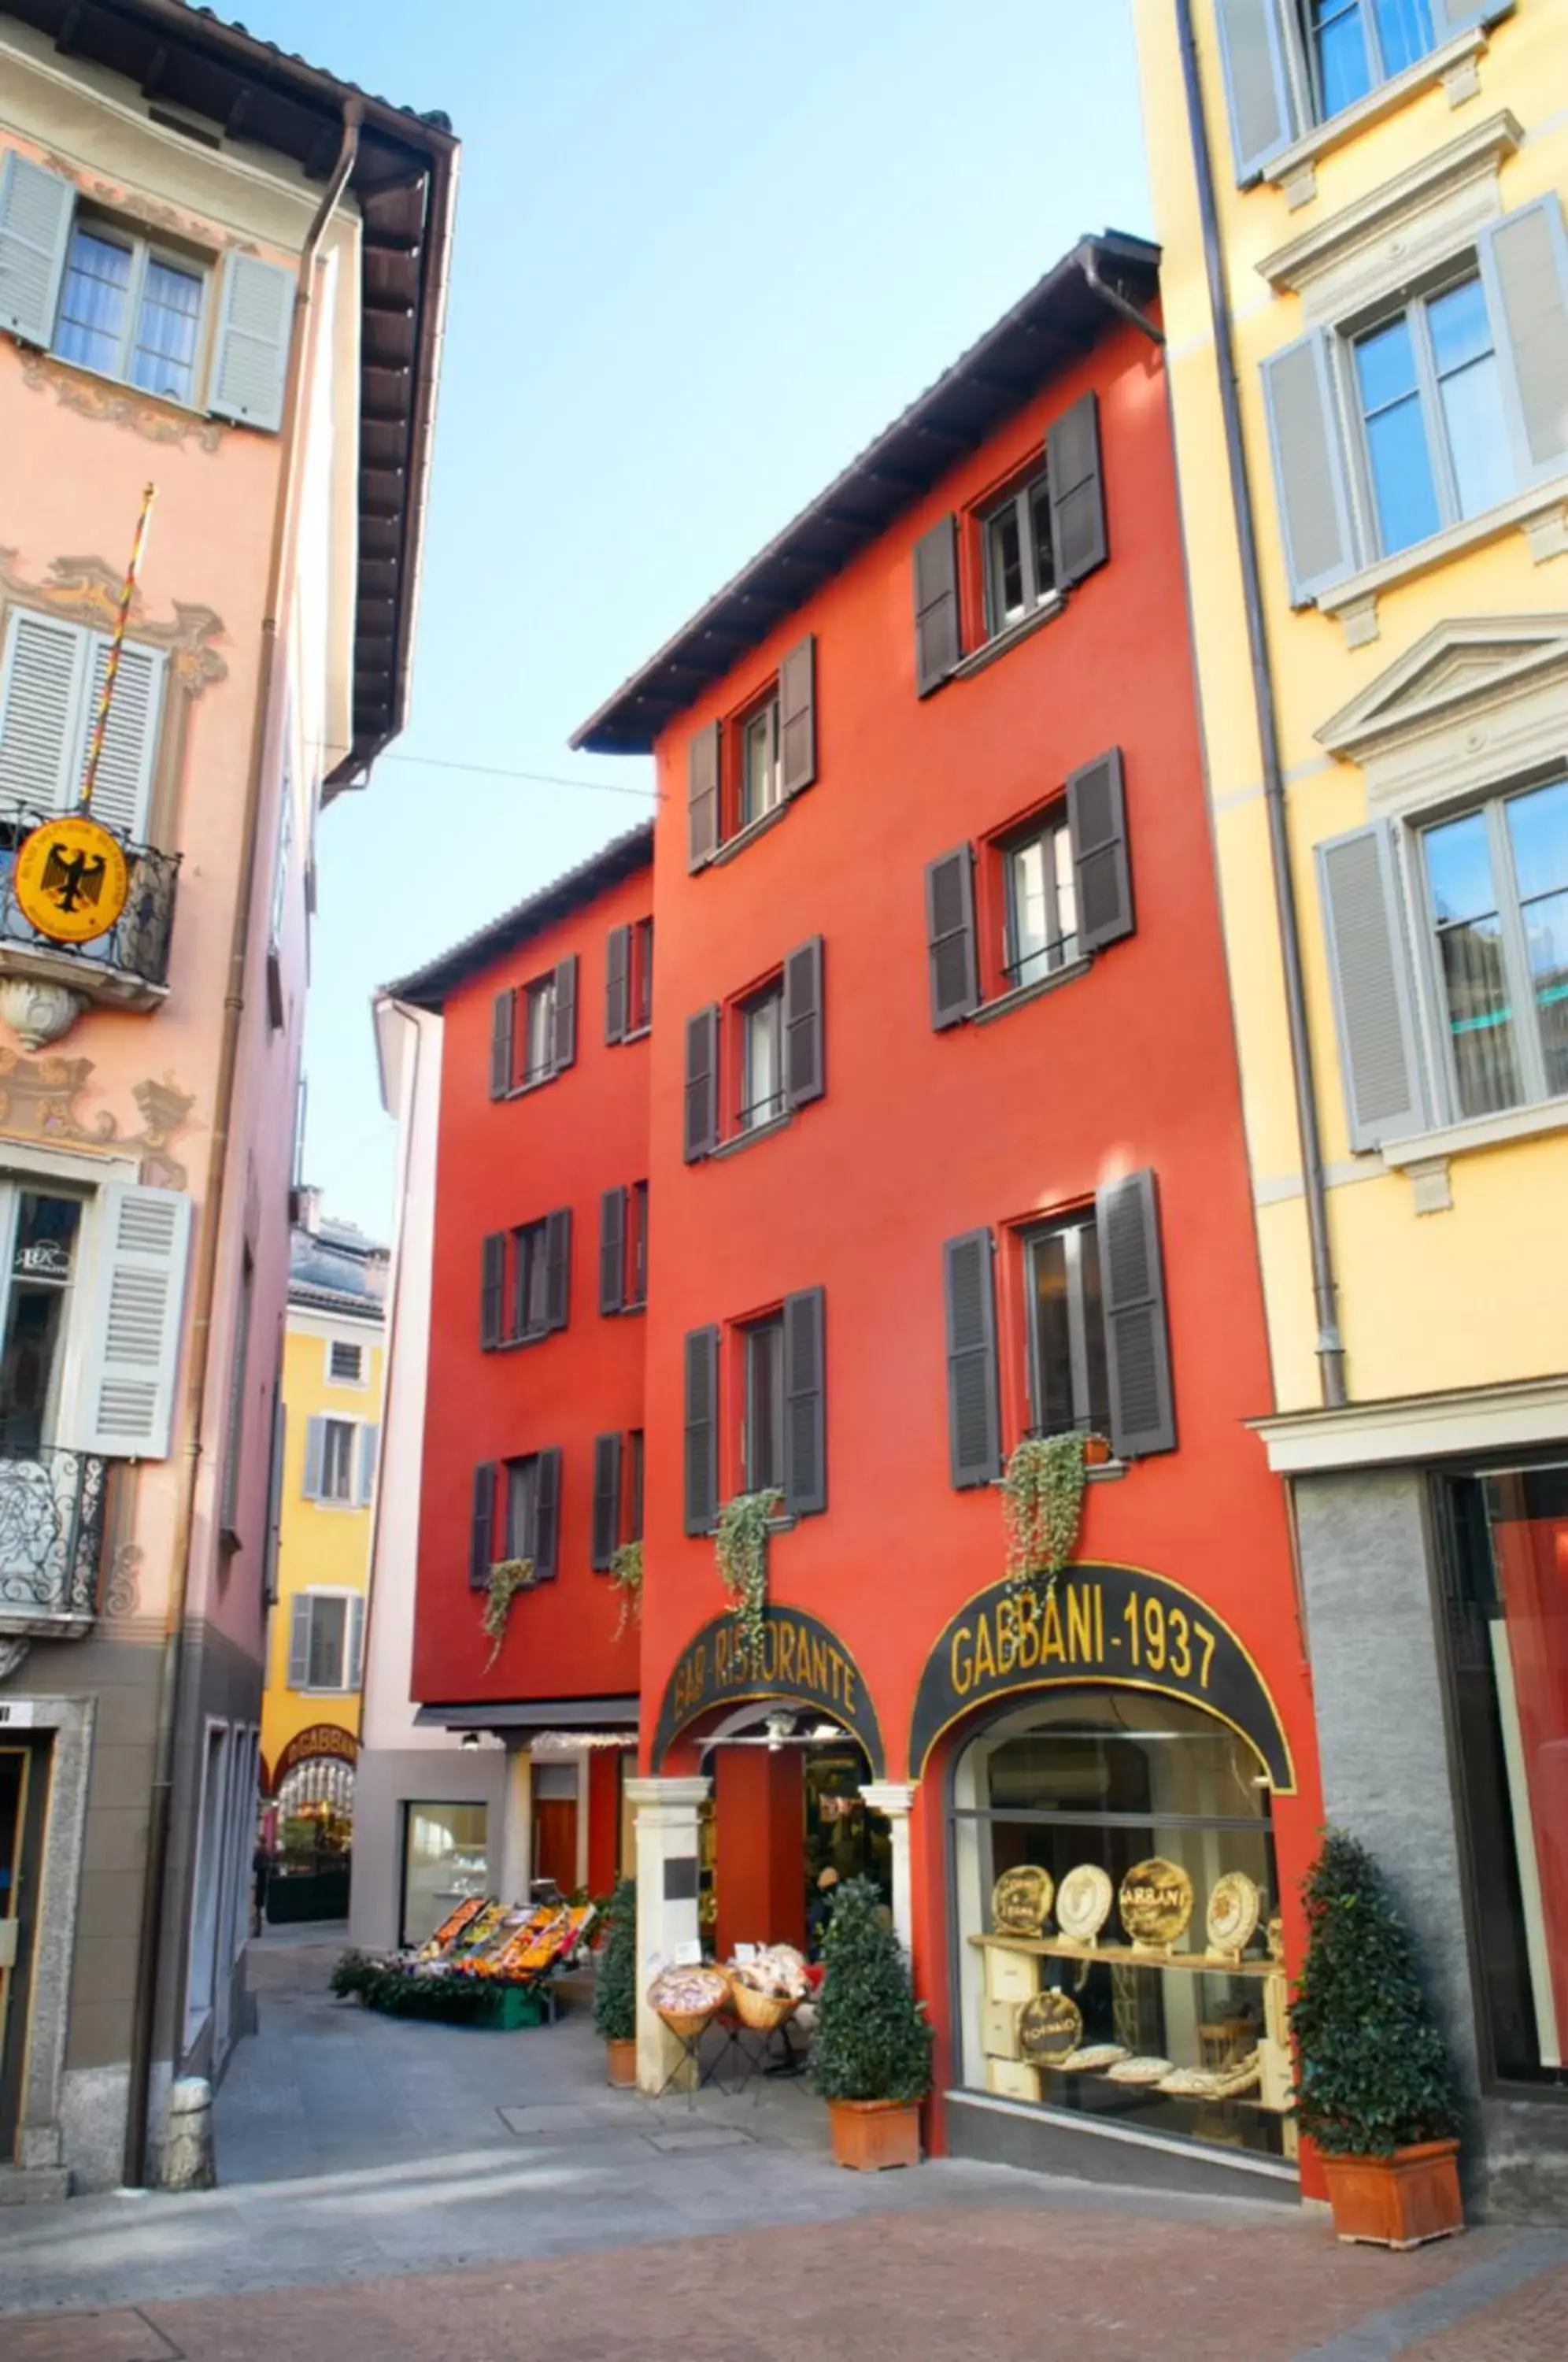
[620,1023,651,1044]
[971,954,1092,1027]
[708,799,791,869]
[1380,1093,1568,1175]
[951,593,1065,684]
[1259,24,1496,211]
[989,1460,1127,1490]
[695,1514,798,1538]
[708,1109,793,1160]
[1317,475,1568,649]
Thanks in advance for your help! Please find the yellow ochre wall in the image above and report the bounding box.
[1133,0,1568,1411]
[260,1308,385,1786]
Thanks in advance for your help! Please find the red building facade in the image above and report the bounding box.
[571,235,1326,2193]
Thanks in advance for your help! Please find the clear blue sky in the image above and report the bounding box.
[250,0,1152,1239]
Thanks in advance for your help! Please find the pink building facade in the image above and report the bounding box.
[0,0,453,2194]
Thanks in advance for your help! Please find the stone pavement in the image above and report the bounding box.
[4,1930,1566,2359]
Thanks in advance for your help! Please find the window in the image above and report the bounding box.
[982,468,1056,637]
[482,1209,569,1346]
[0,606,165,839]
[1437,1465,1568,2086]
[478,1446,560,1581]
[1304,0,1436,120]
[605,916,654,1044]
[1419,779,1568,1120]
[629,916,653,1032]
[630,1179,649,1310]
[1023,1212,1111,1441]
[0,1187,83,1457]
[739,982,786,1132]
[287,1591,363,1693]
[1002,810,1079,990]
[303,1415,361,1505]
[328,1339,364,1386]
[739,694,782,829]
[523,976,556,1084]
[55,220,205,405]
[1216,0,1501,180]
[320,1420,355,1502]
[490,958,577,1096]
[183,1722,231,2043]
[401,1801,488,1947]
[743,1316,785,1494]
[1352,276,1513,559]
[504,1454,538,1563]
[598,1184,645,1316]
[628,1427,645,1544]
[512,1219,552,1342]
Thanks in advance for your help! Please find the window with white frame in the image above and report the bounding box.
[982,465,1056,637]
[739,982,786,1132]
[55,220,205,405]
[303,1413,375,1506]
[522,973,557,1085]
[287,1590,364,1692]
[1351,274,1514,559]
[1303,0,1440,121]
[0,607,165,839]
[1001,809,1079,990]
[738,693,782,830]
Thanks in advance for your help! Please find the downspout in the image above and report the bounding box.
[124,102,363,2189]
[1172,1,1346,1409]
[1081,248,1166,346]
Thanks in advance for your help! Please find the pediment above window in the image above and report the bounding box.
[1317,614,1568,814]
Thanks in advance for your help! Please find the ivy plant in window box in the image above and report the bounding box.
[1000,1431,1108,1595]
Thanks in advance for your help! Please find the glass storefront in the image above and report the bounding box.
[401,1801,489,1948]
[1439,1465,1568,2086]
[952,1689,1291,2160]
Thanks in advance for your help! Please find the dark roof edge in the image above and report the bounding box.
[570,231,1159,757]
[383,819,654,1011]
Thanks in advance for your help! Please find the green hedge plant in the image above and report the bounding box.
[812,1875,932,2105]
[594,1875,638,2044]
[1290,1829,1459,2157]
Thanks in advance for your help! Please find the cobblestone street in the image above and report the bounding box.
[4,1935,1566,2360]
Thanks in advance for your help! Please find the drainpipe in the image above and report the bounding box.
[124,102,363,2189]
[1172,0,1346,1409]
[1081,247,1166,346]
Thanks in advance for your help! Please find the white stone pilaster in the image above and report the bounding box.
[860,1780,919,1951]
[627,1775,712,2094]
[497,1746,534,1901]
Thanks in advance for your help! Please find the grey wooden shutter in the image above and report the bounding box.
[1067,748,1134,953]
[1096,1170,1176,1460]
[480,1231,505,1348]
[553,954,578,1072]
[591,1432,623,1571]
[532,1446,562,1580]
[490,990,514,1098]
[1477,199,1568,482]
[544,1206,571,1332]
[209,252,294,431]
[688,721,721,869]
[302,1414,326,1501]
[1261,331,1355,602]
[357,1423,379,1508]
[1317,823,1428,1149]
[74,1184,193,1460]
[683,1005,719,1161]
[287,1597,312,1688]
[0,151,75,345]
[913,516,960,695]
[783,1287,827,1517]
[926,847,979,1029]
[1213,0,1300,183]
[600,1185,627,1313]
[1047,391,1108,588]
[683,1325,720,1535]
[783,936,825,1107]
[943,1231,1000,1489]
[605,924,631,1042]
[778,635,816,795]
[469,1462,497,1589]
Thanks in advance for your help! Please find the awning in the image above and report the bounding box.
[414,1697,639,1734]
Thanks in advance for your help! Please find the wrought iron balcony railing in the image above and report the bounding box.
[0,1446,109,1627]
[0,808,180,998]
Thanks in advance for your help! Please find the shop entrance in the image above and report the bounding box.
[0,1737,49,2158]
[531,1761,579,1894]
[705,1709,892,1962]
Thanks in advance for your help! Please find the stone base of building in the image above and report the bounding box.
[945,2090,1302,2203]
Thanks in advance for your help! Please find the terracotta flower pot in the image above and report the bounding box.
[1321,2139,1463,2249]
[605,2036,638,2089]
[827,2097,923,2171]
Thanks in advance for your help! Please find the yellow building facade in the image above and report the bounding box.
[1134,0,1568,2217]
[259,1200,386,1917]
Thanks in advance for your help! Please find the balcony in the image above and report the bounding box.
[0,810,179,1046]
[0,1447,109,1638]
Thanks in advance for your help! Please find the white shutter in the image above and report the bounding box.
[209,253,294,431]
[1477,199,1568,483]
[0,609,87,816]
[302,1415,326,1500]
[1213,0,1299,183]
[357,1421,379,1507]
[73,1184,193,1458]
[346,1594,365,1691]
[287,1597,312,1688]
[77,636,164,839]
[0,151,75,345]
[1318,824,1429,1150]
[1260,330,1357,604]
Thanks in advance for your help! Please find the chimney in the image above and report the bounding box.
[291,1183,322,1235]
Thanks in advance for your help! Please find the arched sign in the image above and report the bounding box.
[909,1563,1296,1791]
[652,1606,884,1776]
[267,1723,360,1794]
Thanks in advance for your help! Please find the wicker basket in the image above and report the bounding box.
[656,2000,723,2042]
[729,1981,800,2033]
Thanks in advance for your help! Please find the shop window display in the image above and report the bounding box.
[401,1802,489,1949]
[1438,1466,1568,2087]
[952,1690,1292,2160]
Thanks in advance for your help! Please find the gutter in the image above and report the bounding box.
[1172,0,1346,1409]
[1081,247,1166,346]
[123,101,363,2189]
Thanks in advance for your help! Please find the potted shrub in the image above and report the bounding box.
[812,1875,932,2170]
[594,1875,638,2087]
[1291,1830,1463,2249]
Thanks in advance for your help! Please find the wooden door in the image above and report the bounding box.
[533,1799,578,1895]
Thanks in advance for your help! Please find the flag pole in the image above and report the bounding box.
[79,480,157,816]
